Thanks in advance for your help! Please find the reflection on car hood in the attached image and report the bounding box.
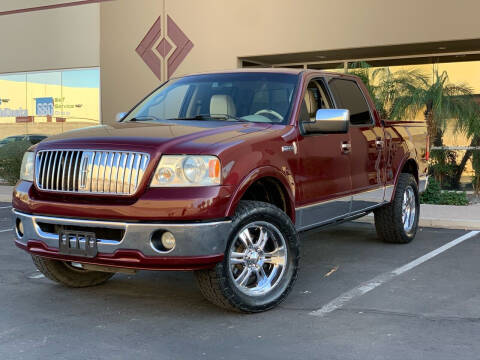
[36,120,276,153]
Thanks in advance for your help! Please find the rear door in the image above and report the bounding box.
[327,77,386,214]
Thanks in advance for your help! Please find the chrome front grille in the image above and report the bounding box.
[35,150,150,195]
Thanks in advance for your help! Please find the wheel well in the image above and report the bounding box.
[240,177,293,219]
[401,159,419,184]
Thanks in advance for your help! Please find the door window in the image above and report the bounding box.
[328,79,373,126]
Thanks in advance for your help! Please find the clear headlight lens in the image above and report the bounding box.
[151,155,221,187]
[20,151,35,182]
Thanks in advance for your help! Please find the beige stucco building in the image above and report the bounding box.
[1,0,480,128]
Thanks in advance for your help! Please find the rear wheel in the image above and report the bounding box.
[195,200,299,313]
[32,255,114,287]
[374,173,420,244]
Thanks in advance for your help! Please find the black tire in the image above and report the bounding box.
[195,200,300,313]
[374,173,420,244]
[32,255,114,287]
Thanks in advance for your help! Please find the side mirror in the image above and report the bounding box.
[116,112,127,122]
[302,109,350,134]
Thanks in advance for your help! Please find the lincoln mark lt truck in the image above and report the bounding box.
[13,69,428,312]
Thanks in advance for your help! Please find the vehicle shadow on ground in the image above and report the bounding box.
[25,222,384,317]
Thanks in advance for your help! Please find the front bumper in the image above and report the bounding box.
[13,210,231,270]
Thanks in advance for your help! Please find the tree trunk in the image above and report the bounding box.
[424,110,436,145]
[453,135,480,187]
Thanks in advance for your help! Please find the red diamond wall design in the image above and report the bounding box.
[136,15,194,81]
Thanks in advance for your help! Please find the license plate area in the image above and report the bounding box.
[59,230,98,258]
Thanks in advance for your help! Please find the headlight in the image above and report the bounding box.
[20,151,35,182]
[151,155,221,187]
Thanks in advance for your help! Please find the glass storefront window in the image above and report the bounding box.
[0,68,100,142]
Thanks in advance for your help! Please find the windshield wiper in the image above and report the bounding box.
[168,114,250,122]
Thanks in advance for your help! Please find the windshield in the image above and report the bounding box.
[123,72,299,124]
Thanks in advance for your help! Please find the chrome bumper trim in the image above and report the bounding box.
[12,210,232,257]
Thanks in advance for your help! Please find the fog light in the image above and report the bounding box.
[161,232,176,250]
[16,219,24,238]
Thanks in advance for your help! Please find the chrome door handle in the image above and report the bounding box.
[341,142,351,154]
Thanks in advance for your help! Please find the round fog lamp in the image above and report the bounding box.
[161,232,176,250]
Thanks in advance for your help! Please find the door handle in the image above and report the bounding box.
[376,138,384,149]
[341,141,351,154]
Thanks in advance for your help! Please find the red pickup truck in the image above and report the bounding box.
[13,69,428,312]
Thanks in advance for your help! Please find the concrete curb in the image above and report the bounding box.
[354,214,480,231]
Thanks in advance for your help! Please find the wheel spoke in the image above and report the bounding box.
[235,267,253,286]
[256,227,268,250]
[239,228,254,248]
[264,247,286,266]
[255,266,269,287]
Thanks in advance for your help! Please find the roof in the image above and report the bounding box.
[176,67,348,78]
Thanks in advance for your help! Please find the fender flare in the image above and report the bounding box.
[225,166,296,222]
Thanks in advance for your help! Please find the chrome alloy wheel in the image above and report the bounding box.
[402,186,416,233]
[228,221,287,297]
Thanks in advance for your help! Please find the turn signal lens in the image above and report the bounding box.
[209,159,220,178]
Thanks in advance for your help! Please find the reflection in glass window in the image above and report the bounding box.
[0,68,100,142]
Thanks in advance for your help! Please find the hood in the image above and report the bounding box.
[37,120,278,154]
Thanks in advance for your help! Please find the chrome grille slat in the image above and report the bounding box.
[61,151,67,191]
[56,151,63,191]
[72,151,81,192]
[41,152,49,189]
[35,150,150,195]
[130,154,141,194]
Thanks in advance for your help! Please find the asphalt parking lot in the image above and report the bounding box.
[1,202,479,360]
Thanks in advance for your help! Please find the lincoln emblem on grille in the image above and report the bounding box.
[78,153,91,189]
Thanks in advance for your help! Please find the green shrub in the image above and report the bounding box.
[0,141,33,185]
[420,178,469,205]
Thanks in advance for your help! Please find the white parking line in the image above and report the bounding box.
[310,231,480,317]
[0,206,12,209]
[0,228,13,233]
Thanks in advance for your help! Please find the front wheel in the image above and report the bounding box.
[195,201,299,313]
[374,173,420,244]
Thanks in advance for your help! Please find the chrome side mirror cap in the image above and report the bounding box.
[302,109,350,134]
[116,112,127,122]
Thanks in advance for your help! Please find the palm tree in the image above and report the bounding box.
[390,69,477,147]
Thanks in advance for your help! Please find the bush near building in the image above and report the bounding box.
[420,178,469,205]
[0,141,32,185]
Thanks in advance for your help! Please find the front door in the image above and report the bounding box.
[295,78,352,231]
